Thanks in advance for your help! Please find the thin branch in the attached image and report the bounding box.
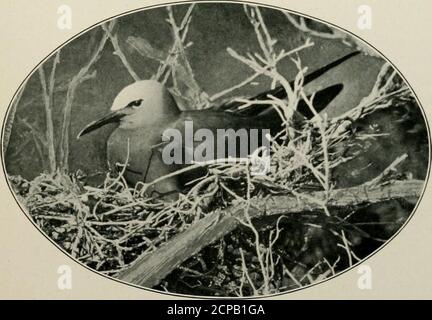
[284,13,341,39]
[38,51,60,173]
[102,24,140,81]
[209,72,261,102]
[59,21,115,170]
[366,153,408,187]
[20,118,46,165]
[117,179,424,288]
[283,11,380,57]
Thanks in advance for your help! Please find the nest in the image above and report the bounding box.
[9,61,422,296]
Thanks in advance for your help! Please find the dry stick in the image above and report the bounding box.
[19,119,47,165]
[38,51,61,173]
[366,154,408,187]
[283,11,380,57]
[117,179,424,288]
[169,5,195,81]
[284,13,342,39]
[209,9,310,103]
[299,90,331,200]
[59,21,115,170]
[209,72,262,102]
[156,5,194,82]
[239,248,258,295]
[102,24,140,82]
[244,5,273,61]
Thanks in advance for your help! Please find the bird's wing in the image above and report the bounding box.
[227,83,344,119]
[217,51,359,118]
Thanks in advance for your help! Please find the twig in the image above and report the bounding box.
[283,12,379,56]
[209,72,262,102]
[366,154,408,187]
[284,12,342,39]
[59,21,115,170]
[117,179,424,288]
[19,118,47,164]
[38,51,61,173]
[102,24,140,81]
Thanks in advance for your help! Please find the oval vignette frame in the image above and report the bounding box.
[1,0,430,299]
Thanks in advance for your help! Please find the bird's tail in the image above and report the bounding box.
[257,83,344,119]
[220,51,359,118]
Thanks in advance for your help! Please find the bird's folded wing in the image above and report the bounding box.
[217,51,359,118]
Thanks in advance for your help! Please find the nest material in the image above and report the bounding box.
[9,62,422,296]
[6,4,427,296]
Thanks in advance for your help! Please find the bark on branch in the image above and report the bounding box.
[117,179,424,288]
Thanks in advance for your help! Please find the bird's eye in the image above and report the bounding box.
[126,99,143,108]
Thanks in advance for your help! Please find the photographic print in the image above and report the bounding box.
[2,2,429,297]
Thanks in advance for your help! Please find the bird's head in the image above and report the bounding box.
[77,80,179,138]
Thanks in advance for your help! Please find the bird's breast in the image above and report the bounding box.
[107,127,174,185]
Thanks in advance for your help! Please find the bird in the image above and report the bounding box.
[78,51,360,197]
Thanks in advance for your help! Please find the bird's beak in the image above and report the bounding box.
[77,110,126,138]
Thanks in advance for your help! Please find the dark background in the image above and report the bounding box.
[3,3,409,180]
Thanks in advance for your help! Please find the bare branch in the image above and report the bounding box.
[38,50,60,173]
[117,179,424,287]
[59,21,115,171]
[284,12,380,57]
[102,24,140,81]
[209,72,261,102]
